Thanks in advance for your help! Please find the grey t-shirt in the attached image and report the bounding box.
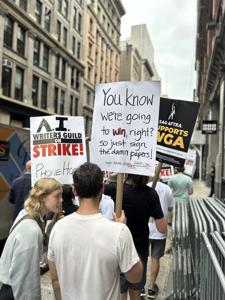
[0,209,43,299]
[48,213,139,300]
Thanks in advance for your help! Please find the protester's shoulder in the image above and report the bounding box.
[146,185,159,198]
[53,213,75,228]
[184,174,193,183]
[15,219,42,245]
[11,175,24,186]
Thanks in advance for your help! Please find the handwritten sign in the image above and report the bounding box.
[30,116,87,185]
[90,81,160,176]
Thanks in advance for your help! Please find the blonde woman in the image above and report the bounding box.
[0,177,62,300]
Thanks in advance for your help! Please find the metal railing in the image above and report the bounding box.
[172,197,225,299]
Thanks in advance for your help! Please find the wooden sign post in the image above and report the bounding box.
[115,173,124,217]
[152,162,162,190]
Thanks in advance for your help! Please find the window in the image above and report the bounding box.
[60,90,65,114]
[54,87,59,113]
[15,67,24,101]
[78,13,82,34]
[89,18,93,33]
[58,0,62,11]
[87,90,91,105]
[19,0,27,11]
[71,67,80,90]
[43,45,49,71]
[62,0,68,17]
[41,81,48,109]
[55,55,60,78]
[44,7,51,32]
[88,65,92,81]
[61,59,66,81]
[102,15,105,27]
[88,42,93,58]
[35,0,42,24]
[4,16,13,48]
[16,25,25,56]
[71,67,76,88]
[97,6,100,17]
[111,29,114,39]
[2,65,12,97]
[72,36,76,55]
[70,95,78,115]
[33,39,40,66]
[77,41,81,59]
[57,20,61,42]
[73,7,77,29]
[32,76,39,106]
[76,70,80,90]
[63,27,67,47]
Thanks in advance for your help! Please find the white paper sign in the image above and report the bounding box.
[30,116,87,185]
[184,149,196,177]
[90,81,160,176]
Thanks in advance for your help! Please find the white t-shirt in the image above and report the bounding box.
[0,209,43,299]
[148,182,173,239]
[74,194,115,220]
[48,213,139,300]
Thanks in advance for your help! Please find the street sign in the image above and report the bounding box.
[202,120,217,134]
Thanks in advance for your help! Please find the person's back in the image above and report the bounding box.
[168,167,193,203]
[48,163,143,300]
[9,160,31,220]
[48,212,136,300]
[148,181,173,239]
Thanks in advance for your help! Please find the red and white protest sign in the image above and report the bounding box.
[30,116,86,185]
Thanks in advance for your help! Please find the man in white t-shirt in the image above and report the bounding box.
[147,180,173,299]
[48,162,143,300]
[74,193,115,220]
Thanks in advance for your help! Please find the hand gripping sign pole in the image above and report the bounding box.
[151,162,162,190]
[115,173,124,217]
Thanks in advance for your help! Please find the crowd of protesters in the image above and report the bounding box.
[0,161,195,300]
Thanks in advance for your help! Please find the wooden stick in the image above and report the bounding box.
[152,162,162,190]
[115,173,124,217]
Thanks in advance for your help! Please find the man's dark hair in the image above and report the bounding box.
[176,166,185,172]
[73,162,103,198]
[126,174,149,187]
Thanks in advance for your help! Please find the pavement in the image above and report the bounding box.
[41,179,210,300]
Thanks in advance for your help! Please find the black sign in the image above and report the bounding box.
[156,98,200,167]
[202,120,217,134]
[0,141,10,161]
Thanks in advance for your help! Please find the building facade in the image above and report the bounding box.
[119,24,159,82]
[82,0,125,137]
[196,0,225,197]
[0,0,85,128]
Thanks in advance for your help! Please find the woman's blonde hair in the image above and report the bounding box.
[24,177,62,217]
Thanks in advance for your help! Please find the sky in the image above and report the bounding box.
[120,0,197,101]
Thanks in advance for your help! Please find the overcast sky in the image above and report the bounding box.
[120,0,197,101]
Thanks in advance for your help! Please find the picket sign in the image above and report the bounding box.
[90,81,161,216]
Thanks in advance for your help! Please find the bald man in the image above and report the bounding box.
[9,160,32,220]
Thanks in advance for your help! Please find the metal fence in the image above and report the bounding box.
[173,197,225,299]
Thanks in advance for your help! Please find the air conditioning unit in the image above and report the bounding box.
[2,58,13,68]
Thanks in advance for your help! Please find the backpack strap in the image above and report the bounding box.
[10,214,35,235]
